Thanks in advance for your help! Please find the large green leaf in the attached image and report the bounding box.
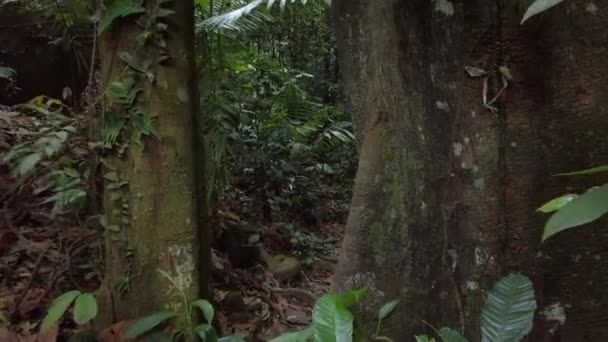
[313,296,354,342]
[269,326,313,342]
[438,328,468,342]
[543,184,608,241]
[73,293,98,325]
[124,311,177,339]
[536,194,577,213]
[192,299,215,324]
[521,0,566,24]
[97,0,146,35]
[40,290,81,332]
[555,165,608,176]
[480,274,536,342]
[312,288,367,342]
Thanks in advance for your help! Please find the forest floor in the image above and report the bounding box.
[0,106,346,341]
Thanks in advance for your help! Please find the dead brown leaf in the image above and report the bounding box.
[99,320,134,342]
[0,328,20,342]
[20,325,58,342]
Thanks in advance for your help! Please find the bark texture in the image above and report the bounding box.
[98,0,208,324]
[333,1,608,340]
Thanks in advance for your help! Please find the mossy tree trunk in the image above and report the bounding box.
[333,1,608,340]
[97,0,209,324]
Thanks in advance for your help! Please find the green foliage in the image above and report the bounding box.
[416,274,535,342]
[375,299,400,337]
[125,311,178,339]
[480,274,536,342]
[538,165,608,241]
[97,0,146,35]
[73,293,98,325]
[203,0,330,31]
[438,328,468,342]
[555,165,608,176]
[271,287,368,342]
[536,194,577,213]
[521,0,567,24]
[125,270,244,342]
[41,290,98,332]
[2,98,89,217]
[542,185,608,241]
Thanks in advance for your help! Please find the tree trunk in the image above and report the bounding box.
[97,0,209,325]
[333,1,608,340]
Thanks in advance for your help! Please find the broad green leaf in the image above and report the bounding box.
[378,299,400,321]
[543,184,608,241]
[41,290,81,332]
[124,311,177,339]
[73,293,98,325]
[15,153,42,177]
[98,0,146,35]
[555,165,608,176]
[521,0,566,24]
[438,328,468,342]
[194,324,218,342]
[415,336,436,342]
[536,194,577,213]
[335,287,368,307]
[313,295,355,342]
[480,274,536,342]
[269,326,313,342]
[192,299,215,324]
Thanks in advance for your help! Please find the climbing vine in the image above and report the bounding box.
[98,0,175,297]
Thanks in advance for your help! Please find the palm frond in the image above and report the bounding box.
[202,0,329,32]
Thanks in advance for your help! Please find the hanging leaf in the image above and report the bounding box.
[554,165,608,176]
[543,184,608,241]
[98,0,146,35]
[377,299,400,321]
[521,0,566,24]
[73,293,98,325]
[40,290,81,332]
[438,328,468,342]
[192,299,215,324]
[536,194,577,213]
[124,311,177,339]
[480,274,536,342]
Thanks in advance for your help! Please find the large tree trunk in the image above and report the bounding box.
[333,1,608,340]
[97,0,209,324]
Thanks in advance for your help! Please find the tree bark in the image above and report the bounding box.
[97,0,208,325]
[333,1,608,340]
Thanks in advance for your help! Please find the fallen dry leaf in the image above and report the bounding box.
[20,324,58,342]
[99,320,134,342]
[0,328,20,342]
